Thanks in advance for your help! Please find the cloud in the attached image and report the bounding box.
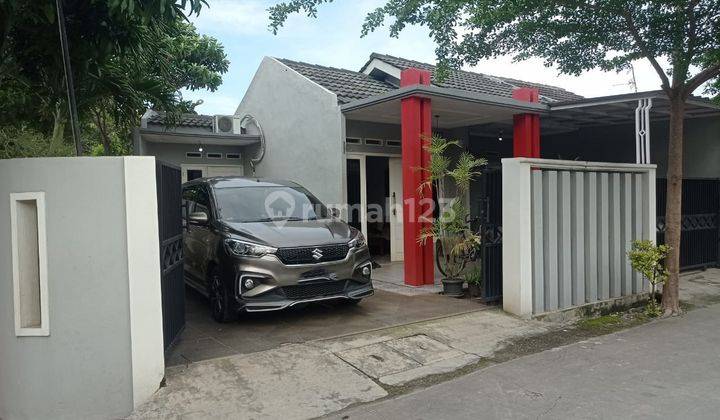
[191,0,271,36]
[181,89,241,115]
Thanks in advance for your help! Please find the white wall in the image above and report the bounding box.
[235,57,344,205]
[0,157,164,419]
[502,158,656,317]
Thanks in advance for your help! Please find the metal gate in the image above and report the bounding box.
[156,160,185,350]
[656,178,720,270]
[475,168,503,303]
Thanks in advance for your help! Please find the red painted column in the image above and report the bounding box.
[512,87,541,158]
[400,68,434,286]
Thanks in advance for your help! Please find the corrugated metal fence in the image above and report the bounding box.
[529,169,654,314]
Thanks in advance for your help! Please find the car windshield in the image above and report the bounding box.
[213,186,330,223]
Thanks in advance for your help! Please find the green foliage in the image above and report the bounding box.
[0,126,73,159]
[269,1,719,92]
[0,0,227,155]
[418,135,486,279]
[464,264,483,286]
[628,240,670,317]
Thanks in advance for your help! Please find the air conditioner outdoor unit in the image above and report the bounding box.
[214,115,239,134]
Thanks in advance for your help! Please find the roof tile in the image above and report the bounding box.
[368,53,584,103]
[279,53,584,104]
[277,58,395,104]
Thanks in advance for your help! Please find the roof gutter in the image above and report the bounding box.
[549,90,720,111]
[341,84,549,113]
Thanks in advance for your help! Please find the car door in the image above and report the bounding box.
[183,186,204,288]
[189,185,215,290]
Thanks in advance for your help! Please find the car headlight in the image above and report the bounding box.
[348,230,367,249]
[224,238,277,257]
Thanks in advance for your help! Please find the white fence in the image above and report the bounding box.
[0,157,164,419]
[502,158,656,317]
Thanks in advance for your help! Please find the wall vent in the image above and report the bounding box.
[386,140,401,148]
[186,152,202,158]
[207,153,222,159]
[346,137,361,145]
[364,138,383,146]
[226,153,241,159]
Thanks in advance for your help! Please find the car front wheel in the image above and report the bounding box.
[209,268,236,323]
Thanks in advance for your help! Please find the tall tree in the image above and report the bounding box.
[0,0,228,154]
[269,0,720,316]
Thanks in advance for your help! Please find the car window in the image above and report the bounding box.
[213,186,329,223]
[194,186,210,215]
[182,187,196,215]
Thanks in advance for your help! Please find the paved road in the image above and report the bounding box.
[337,304,720,420]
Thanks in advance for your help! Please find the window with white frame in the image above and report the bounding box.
[10,192,49,336]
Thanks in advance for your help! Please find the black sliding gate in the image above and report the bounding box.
[156,160,185,350]
[476,168,503,303]
[656,178,720,271]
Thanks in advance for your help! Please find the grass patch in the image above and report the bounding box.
[577,313,623,329]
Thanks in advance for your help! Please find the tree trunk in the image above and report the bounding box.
[51,104,66,147]
[94,110,111,155]
[662,93,685,316]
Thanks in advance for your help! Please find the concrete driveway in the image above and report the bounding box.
[166,287,487,366]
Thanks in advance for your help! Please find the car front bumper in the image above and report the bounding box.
[222,246,374,312]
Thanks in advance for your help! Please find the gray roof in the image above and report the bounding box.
[278,53,583,105]
[362,53,584,103]
[277,58,395,104]
[147,112,214,128]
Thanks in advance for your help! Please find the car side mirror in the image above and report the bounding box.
[330,208,340,218]
[188,211,209,225]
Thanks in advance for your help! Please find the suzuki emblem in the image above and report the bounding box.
[312,248,323,261]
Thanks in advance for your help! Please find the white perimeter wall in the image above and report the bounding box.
[502,158,656,317]
[235,57,344,205]
[0,157,164,419]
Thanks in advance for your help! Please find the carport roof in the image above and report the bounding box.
[547,91,720,128]
[341,87,720,130]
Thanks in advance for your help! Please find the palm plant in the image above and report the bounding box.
[418,135,487,283]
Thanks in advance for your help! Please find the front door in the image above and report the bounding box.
[388,157,404,261]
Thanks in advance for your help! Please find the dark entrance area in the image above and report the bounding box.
[365,156,390,259]
[346,159,361,231]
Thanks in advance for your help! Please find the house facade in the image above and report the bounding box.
[233,53,720,286]
[133,110,261,182]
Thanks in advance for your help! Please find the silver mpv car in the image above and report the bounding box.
[182,177,373,322]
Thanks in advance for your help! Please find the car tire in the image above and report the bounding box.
[208,267,236,323]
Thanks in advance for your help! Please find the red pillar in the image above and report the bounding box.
[400,68,434,286]
[512,87,541,158]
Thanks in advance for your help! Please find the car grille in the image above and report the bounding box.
[282,281,347,299]
[275,244,349,265]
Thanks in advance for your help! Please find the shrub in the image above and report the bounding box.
[0,126,73,159]
[627,240,670,317]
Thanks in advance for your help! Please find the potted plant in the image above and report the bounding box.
[418,135,486,297]
[464,264,483,298]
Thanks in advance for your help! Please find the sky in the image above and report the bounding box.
[184,0,670,116]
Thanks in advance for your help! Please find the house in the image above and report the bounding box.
[137,52,720,289]
[133,110,261,182]
[232,52,720,288]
